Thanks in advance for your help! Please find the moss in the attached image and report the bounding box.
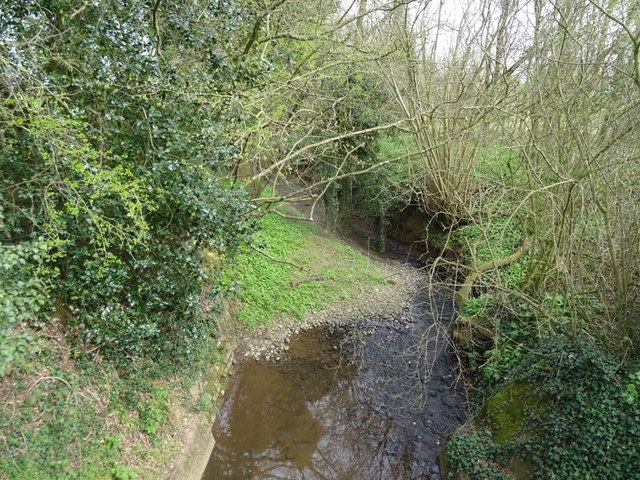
[441,382,540,480]
[483,381,537,444]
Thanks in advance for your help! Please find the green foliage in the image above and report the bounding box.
[0,237,47,376]
[302,69,396,229]
[138,388,170,437]
[1,2,265,476]
[104,437,137,480]
[359,136,415,205]
[330,133,417,246]
[445,431,510,479]
[0,337,185,479]
[0,101,152,249]
[462,291,572,383]
[321,71,390,145]
[449,337,640,480]
[461,294,495,318]
[111,464,138,480]
[482,342,525,383]
[454,217,527,290]
[1,357,113,479]
[507,337,640,479]
[623,371,640,404]
[473,146,523,186]
[454,218,536,382]
[221,213,389,327]
[376,134,416,164]
[0,0,259,370]
[462,295,531,383]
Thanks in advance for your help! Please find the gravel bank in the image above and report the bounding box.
[231,262,424,362]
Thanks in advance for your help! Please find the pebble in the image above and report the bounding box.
[233,265,424,362]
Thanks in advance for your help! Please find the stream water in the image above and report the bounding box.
[201,281,467,480]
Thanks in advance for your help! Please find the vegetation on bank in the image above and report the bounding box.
[446,336,640,479]
[0,308,184,479]
[1,3,257,476]
[221,213,390,327]
[2,1,640,479]
[1,203,391,479]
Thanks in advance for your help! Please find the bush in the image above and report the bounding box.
[0,236,48,376]
[449,336,640,479]
[512,336,640,479]
[0,0,265,373]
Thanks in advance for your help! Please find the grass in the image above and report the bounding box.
[220,212,392,327]
[473,146,522,181]
[0,318,220,480]
[377,133,415,161]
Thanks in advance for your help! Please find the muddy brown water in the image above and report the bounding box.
[201,284,467,480]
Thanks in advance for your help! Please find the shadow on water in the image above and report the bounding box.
[202,284,467,480]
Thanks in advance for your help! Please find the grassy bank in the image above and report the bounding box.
[220,213,392,327]
[1,323,174,479]
[0,313,226,480]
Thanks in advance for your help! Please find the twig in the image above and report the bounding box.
[290,274,328,287]
[269,209,314,222]
[249,244,309,272]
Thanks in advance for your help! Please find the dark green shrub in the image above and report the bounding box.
[449,336,640,479]
[511,336,640,479]
[0,1,259,371]
[445,431,510,479]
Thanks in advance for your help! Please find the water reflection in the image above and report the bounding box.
[203,292,467,480]
[203,331,362,479]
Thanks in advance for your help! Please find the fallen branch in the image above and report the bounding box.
[249,244,309,272]
[269,210,314,222]
[456,240,532,305]
[455,316,496,342]
[290,274,328,287]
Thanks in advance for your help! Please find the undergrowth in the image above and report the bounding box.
[446,336,640,480]
[445,204,640,479]
[453,216,527,291]
[0,313,225,479]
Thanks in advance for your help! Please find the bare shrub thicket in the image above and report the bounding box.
[235,0,640,353]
